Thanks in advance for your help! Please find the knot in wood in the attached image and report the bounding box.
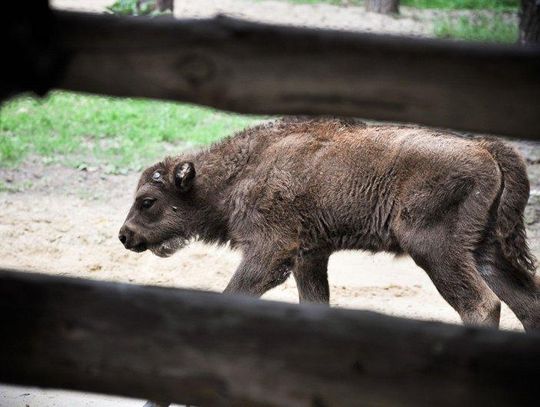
[177,54,215,87]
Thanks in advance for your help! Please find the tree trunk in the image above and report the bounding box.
[520,0,540,44]
[156,0,174,12]
[365,0,399,14]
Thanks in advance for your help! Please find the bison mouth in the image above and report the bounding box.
[131,242,148,253]
[149,236,188,258]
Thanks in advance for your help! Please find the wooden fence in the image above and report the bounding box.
[1,1,539,406]
[1,269,539,406]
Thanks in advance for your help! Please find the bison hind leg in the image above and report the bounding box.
[397,163,505,326]
[475,242,540,331]
[397,214,501,327]
[408,241,501,327]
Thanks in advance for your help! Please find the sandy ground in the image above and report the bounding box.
[1,1,533,406]
[0,386,148,407]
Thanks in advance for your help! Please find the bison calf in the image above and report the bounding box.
[119,118,538,330]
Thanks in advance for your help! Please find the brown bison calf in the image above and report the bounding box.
[119,118,538,330]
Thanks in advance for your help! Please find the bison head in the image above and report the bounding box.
[119,158,198,258]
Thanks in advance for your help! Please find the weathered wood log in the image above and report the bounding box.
[1,269,539,406]
[51,11,540,140]
[2,6,540,139]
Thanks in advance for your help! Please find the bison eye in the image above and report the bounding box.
[141,198,155,209]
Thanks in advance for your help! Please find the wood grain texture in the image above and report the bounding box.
[1,269,539,406]
[52,11,540,140]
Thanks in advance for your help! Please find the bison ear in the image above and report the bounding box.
[174,162,196,192]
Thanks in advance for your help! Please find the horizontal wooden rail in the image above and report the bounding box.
[1,269,539,406]
[50,11,540,140]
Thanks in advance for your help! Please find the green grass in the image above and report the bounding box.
[0,92,261,172]
[434,14,518,43]
[107,0,173,16]
[285,0,518,10]
[0,179,33,193]
[401,0,517,10]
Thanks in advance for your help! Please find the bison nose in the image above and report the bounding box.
[118,225,147,252]
[118,224,133,248]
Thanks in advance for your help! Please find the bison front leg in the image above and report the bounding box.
[224,248,293,297]
[292,249,330,304]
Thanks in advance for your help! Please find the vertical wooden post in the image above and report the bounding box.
[520,0,540,44]
[365,0,400,14]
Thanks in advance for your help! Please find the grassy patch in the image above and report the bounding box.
[107,0,173,16]
[107,0,150,15]
[0,180,33,193]
[0,92,261,172]
[402,0,517,10]
[434,14,518,43]
[284,0,517,10]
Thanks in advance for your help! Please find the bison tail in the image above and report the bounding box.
[484,139,536,274]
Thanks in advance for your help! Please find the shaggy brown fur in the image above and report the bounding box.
[120,118,538,331]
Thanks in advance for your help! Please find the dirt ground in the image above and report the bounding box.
[1,1,537,406]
